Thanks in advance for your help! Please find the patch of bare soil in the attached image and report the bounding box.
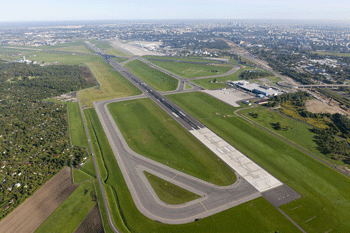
[74,204,104,233]
[306,99,348,115]
[0,167,77,233]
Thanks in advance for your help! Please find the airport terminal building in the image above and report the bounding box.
[229,80,280,97]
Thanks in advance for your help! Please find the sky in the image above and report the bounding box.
[0,0,349,22]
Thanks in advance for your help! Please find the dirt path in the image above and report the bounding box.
[0,167,77,233]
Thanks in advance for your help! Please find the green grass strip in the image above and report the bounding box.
[125,59,178,91]
[144,171,201,205]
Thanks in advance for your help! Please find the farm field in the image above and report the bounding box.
[84,108,299,233]
[124,59,179,91]
[108,98,236,186]
[0,167,77,233]
[144,171,201,205]
[78,60,141,108]
[35,180,96,233]
[167,92,350,233]
[105,47,131,57]
[148,60,233,78]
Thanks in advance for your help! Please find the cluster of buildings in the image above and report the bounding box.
[229,80,281,97]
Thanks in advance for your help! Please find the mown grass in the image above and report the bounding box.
[144,171,201,205]
[78,60,141,108]
[84,108,299,233]
[73,169,94,183]
[23,51,102,65]
[144,55,221,63]
[124,59,178,91]
[191,79,227,89]
[190,66,257,89]
[35,181,96,233]
[80,159,97,178]
[54,45,95,54]
[185,83,192,89]
[167,92,350,233]
[67,102,89,148]
[149,60,233,78]
[107,98,236,186]
[105,48,131,57]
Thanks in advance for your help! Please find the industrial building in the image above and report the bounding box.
[229,80,280,97]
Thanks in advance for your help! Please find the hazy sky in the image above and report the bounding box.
[0,0,349,22]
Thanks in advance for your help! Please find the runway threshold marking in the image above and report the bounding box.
[200,201,208,212]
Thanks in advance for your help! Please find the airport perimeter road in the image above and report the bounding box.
[94,98,261,224]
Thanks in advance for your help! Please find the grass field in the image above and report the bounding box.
[144,56,221,64]
[191,79,227,89]
[149,60,233,78]
[67,102,89,147]
[167,92,350,233]
[124,59,179,91]
[144,171,201,205]
[185,83,192,89]
[190,66,256,89]
[313,51,350,57]
[108,98,236,186]
[54,45,95,54]
[25,51,102,65]
[105,47,131,57]
[73,169,94,183]
[113,57,129,63]
[84,107,299,233]
[35,181,96,233]
[78,60,141,108]
[242,107,346,166]
[87,40,112,50]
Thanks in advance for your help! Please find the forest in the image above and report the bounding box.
[0,61,95,219]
